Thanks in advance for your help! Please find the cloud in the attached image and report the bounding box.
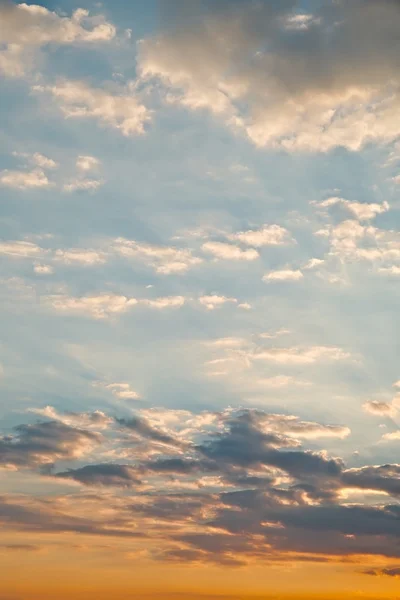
[263,269,303,282]
[141,296,186,309]
[116,416,183,448]
[0,420,102,469]
[0,241,45,258]
[363,400,396,417]
[63,179,104,193]
[228,225,293,247]
[202,241,258,261]
[137,0,400,152]
[0,4,116,77]
[0,168,51,189]
[318,197,390,221]
[44,293,139,319]
[33,263,53,275]
[199,295,238,310]
[76,155,100,172]
[6,406,400,564]
[33,80,151,137]
[28,406,112,430]
[12,152,58,170]
[55,463,141,487]
[54,249,107,265]
[102,383,141,401]
[364,567,400,578]
[112,237,202,274]
[254,346,351,365]
[44,293,188,318]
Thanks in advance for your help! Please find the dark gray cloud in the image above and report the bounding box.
[0,420,102,468]
[55,463,141,487]
[116,416,183,447]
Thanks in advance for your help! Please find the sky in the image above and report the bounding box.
[2,0,400,598]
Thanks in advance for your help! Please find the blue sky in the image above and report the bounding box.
[2,2,400,596]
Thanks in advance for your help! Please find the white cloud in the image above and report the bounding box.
[254,346,351,365]
[31,153,58,170]
[228,224,292,247]
[54,249,107,266]
[0,168,51,189]
[363,401,396,418]
[103,383,141,401]
[76,155,100,172]
[317,197,390,221]
[202,241,259,261]
[238,302,252,310]
[304,258,325,270]
[140,296,185,309]
[0,4,116,77]
[112,237,202,274]
[33,80,151,137]
[45,293,138,319]
[0,241,45,258]
[263,269,303,282]
[29,406,112,429]
[34,263,53,275]
[137,1,400,152]
[63,179,104,193]
[199,295,238,310]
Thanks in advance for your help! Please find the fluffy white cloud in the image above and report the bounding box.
[228,224,292,247]
[63,179,104,193]
[202,241,259,261]
[318,197,390,221]
[263,269,303,282]
[33,263,53,275]
[45,293,138,319]
[0,168,51,189]
[137,1,400,152]
[54,249,107,266]
[141,296,185,309]
[199,295,238,310]
[112,237,202,274]
[76,155,100,172]
[33,80,150,137]
[363,401,396,417]
[0,4,116,77]
[254,346,351,365]
[102,383,141,401]
[0,241,45,258]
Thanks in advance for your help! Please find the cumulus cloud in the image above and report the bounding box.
[228,224,293,247]
[54,249,107,265]
[137,0,400,152]
[44,293,139,319]
[363,400,396,417]
[76,155,100,172]
[55,463,141,487]
[6,406,400,564]
[102,383,141,401]
[263,269,303,282]
[0,420,101,469]
[112,237,202,274]
[0,241,45,258]
[0,3,116,77]
[0,168,51,189]
[317,197,390,221]
[44,293,187,318]
[33,80,150,137]
[199,295,238,310]
[202,241,259,261]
